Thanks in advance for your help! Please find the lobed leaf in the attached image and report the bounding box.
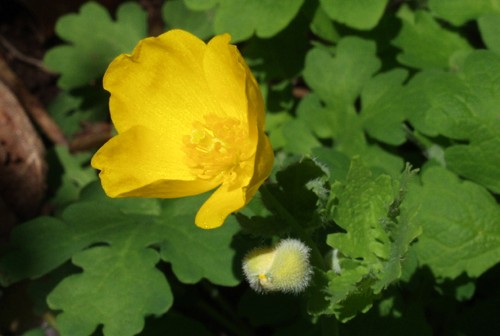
[44,2,147,89]
[478,13,500,54]
[162,0,215,40]
[392,51,500,193]
[303,37,380,106]
[295,38,404,175]
[319,0,389,30]
[0,190,240,335]
[409,166,500,279]
[49,146,97,209]
[213,0,305,42]
[318,159,420,321]
[392,5,472,69]
[48,246,172,336]
[158,196,240,286]
[359,69,409,145]
[428,0,500,26]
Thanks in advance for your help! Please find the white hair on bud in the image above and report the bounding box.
[242,238,313,294]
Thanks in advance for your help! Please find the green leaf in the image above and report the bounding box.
[303,37,381,106]
[398,51,500,193]
[183,0,218,11]
[0,203,172,336]
[328,160,394,263]
[48,246,172,336]
[392,5,472,69]
[409,166,500,279]
[264,158,327,225]
[162,0,215,40]
[319,0,389,30]
[1,192,240,334]
[44,2,147,89]
[281,119,321,155]
[311,147,351,183]
[159,195,240,286]
[243,10,311,80]
[310,6,340,43]
[265,111,293,150]
[478,13,500,54]
[213,0,305,42]
[428,0,500,26]
[329,270,379,322]
[319,159,420,321]
[295,94,333,140]
[296,39,405,175]
[47,89,108,138]
[79,181,162,216]
[49,146,97,209]
[360,69,409,145]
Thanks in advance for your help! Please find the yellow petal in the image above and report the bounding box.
[244,56,266,133]
[103,30,219,136]
[195,184,246,229]
[203,34,247,123]
[245,132,275,200]
[91,125,220,198]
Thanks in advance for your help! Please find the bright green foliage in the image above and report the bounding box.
[183,0,218,11]
[293,37,404,175]
[44,2,147,89]
[47,245,172,336]
[281,119,322,155]
[212,0,305,42]
[392,51,500,193]
[304,37,381,106]
[162,0,215,40]
[300,38,379,156]
[392,5,472,69]
[478,13,500,53]
[428,0,500,26]
[359,69,408,145]
[310,6,340,43]
[409,166,500,279]
[316,159,420,321]
[319,0,389,30]
[158,205,240,285]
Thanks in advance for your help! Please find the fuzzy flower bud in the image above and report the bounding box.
[242,239,313,294]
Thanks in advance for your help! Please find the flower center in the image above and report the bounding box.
[183,115,249,182]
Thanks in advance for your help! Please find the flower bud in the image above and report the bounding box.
[242,239,313,293]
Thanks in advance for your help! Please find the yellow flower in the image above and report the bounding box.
[91,30,274,229]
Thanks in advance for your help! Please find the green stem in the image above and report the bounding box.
[260,185,327,271]
[403,124,434,151]
[403,125,446,166]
